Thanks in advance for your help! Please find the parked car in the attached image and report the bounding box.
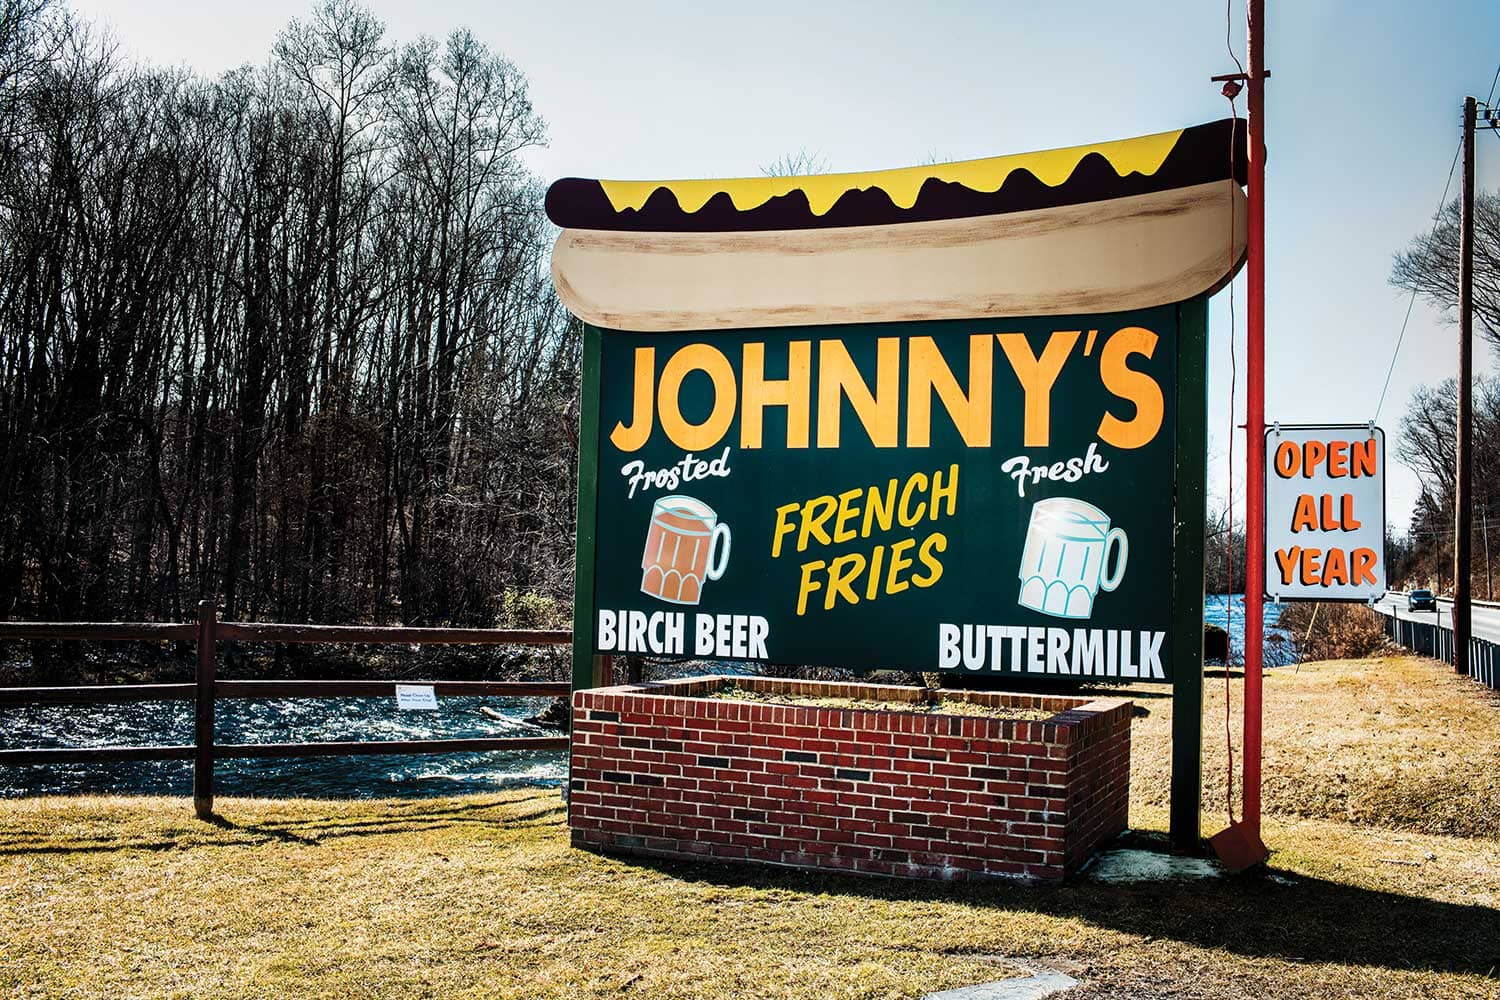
[1408,589,1437,611]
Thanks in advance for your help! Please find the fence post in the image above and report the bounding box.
[194,600,217,819]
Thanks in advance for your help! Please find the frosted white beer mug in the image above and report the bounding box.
[1017,497,1128,619]
[640,495,731,605]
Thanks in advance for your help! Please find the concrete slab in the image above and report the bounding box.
[923,964,1079,1000]
[1084,847,1226,882]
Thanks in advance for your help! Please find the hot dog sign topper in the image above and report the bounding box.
[554,120,1247,683]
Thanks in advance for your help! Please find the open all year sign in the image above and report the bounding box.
[1263,424,1386,602]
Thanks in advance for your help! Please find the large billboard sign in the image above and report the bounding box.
[1264,424,1386,602]
[550,119,1248,684]
[588,311,1184,680]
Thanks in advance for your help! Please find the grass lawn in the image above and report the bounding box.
[1,655,1497,999]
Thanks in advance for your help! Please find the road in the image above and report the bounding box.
[1374,591,1500,642]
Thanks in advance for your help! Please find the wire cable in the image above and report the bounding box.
[1372,140,1462,423]
[1374,61,1500,423]
[1220,0,1244,828]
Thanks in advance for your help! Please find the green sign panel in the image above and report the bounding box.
[584,303,1198,682]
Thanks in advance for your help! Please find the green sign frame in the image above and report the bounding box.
[572,297,1208,850]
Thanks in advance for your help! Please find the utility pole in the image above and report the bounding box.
[1455,95,1475,675]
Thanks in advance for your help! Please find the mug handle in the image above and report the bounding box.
[1100,527,1128,592]
[706,522,732,581]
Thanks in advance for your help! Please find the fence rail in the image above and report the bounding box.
[1377,608,1500,691]
[0,679,569,705]
[0,602,572,816]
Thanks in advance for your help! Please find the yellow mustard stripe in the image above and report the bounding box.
[599,128,1185,216]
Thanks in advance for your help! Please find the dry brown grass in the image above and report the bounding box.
[707,682,1053,720]
[1,654,1498,1000]
[0,793,1024,1000]
[1276,602,1393,662]
[1124,654,1500,839]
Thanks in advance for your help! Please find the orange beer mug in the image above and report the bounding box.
[640,495,731,605]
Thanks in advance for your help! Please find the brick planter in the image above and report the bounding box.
[569,676,1131,881]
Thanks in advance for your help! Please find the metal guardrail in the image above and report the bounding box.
[0,602,572,816]
[1377,607,1499,691]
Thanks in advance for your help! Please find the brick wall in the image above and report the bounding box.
[569,676,1131,881]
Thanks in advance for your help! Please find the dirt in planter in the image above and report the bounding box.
[706,682,1055,721]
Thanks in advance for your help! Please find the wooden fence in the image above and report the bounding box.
[0,601,572,817]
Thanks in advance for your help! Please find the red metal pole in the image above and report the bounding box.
[1243,0,1267,841]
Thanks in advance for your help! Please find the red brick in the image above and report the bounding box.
[570,676,1131,882]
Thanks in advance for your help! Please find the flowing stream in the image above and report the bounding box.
[0,695,565,799]
[1,596,1290,798]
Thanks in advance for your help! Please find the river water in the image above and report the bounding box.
[1206,593,1294,664]
[0,695,566,799]
[1,596,1289,799]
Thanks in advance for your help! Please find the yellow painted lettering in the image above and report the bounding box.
[833,487,863,544]
[658,344,737,451]
[796,560,825,616]
[741,341,811,449]
[771,502,799,559]
[997,331,1079,447]
[898,473,928,527]
[907,335,993,448]
[825,552,866,610]
[798,495,837,552]
[863,479,897,537]
[865,545,886,600]
[817,338,900,448]
[885,538,917,594]
[913,532,947,588]
[930,464,959,519]
[609,347,655,451]
[1096,327,1164,450]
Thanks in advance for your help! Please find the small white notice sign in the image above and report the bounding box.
[395,684,439,711]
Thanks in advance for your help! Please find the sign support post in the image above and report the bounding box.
[1170,297,1208,853]
[572,324,609,694]
[1212,0,1272,870]
[1242,0,1269,861]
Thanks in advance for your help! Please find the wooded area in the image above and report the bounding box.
[1391,189,1500,590]
[0,0,581,627]
[1,0,1491,635]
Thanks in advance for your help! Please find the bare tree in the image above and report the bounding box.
[0,0,581,653]
[1391,190,1500,350]
[1389,187,1500,590]
[761,148,829,177]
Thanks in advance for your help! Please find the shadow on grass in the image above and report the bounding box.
[598,848,1500,979]
[0,792,565,855]
[203,813,321,846]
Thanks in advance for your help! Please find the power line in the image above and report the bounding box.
[1372,62,1500,425]
[1371,138,1462,423]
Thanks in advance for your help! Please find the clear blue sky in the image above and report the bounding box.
[86,0,1500,529]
